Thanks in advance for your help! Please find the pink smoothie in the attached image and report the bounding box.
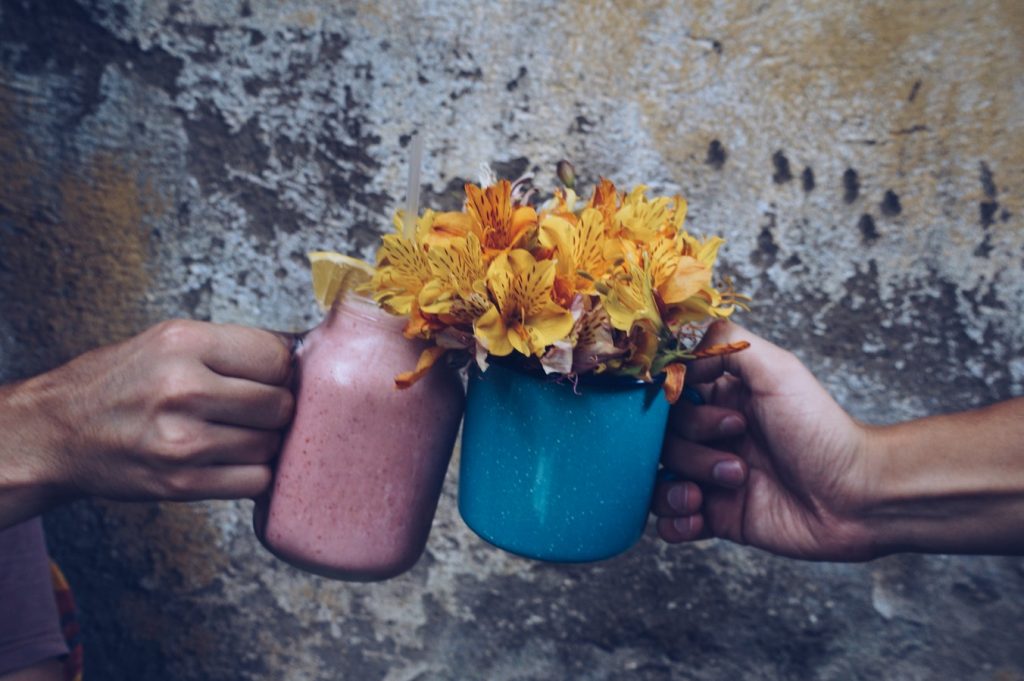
[258,294,464,580]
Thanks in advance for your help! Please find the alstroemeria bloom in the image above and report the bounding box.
[538,207,609,301]
[613,185,674,242]
[419,232,491,326]
[600,259,665,379]
[650,236,712,306]
[429,180,537,262]
[370,215,433,316]
[588,177,620,227]
[663,233,739,327]
[474,249,574,357]
[602,259,662,333]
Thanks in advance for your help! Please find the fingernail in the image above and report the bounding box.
[673,515,696,536]
[712,460,745,487]
[718,415,746,437]
[667,484,688,513]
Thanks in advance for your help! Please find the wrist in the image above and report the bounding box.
[854,423,913,558]
[815,420,892,561]
[0,375,77,504]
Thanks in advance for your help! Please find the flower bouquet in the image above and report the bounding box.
[365,163,748,562]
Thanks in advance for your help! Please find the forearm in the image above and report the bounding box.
[0,376,75,529]
[861,397,1024,557]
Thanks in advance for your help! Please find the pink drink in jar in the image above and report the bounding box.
[256,294,464,580]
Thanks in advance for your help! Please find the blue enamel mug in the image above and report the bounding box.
[458,361,671,562]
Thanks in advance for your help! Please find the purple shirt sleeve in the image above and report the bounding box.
[0,517,69,675]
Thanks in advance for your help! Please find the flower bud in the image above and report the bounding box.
[556,160,576,189]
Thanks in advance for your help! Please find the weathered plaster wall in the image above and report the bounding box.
[1,1,1022,679]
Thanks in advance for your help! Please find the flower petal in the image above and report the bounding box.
[541,339,574,375]
[662,363,686,404]
[395,346,447,389]
[692,340,750,359]
[525,303,575,354]
[473,304,514,356]
[659,255,711,305]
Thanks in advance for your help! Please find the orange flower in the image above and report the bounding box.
[425,181,537,260]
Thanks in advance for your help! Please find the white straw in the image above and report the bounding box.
[404,130,424,239]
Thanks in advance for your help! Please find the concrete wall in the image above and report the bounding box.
[2,1,1022,679]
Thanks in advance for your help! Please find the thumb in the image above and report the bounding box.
[685,321,790,390]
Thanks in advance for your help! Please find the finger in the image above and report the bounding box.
[656,513,706,543]
[705,373,749,411]
[201,324,294,385]
[259,329,301,354]
[662,435,748,489]
[669,402,746,442]
[685,320,782,387]
[651,480,703,517]
[169,465,274,501]
[191,424,283,466]
[195,377,295,429]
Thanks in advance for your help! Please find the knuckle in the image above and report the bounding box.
[153,368,206,411]
[153,415,204,458]
[266,341,293,385]
[160,470,195,498]
[151,319,205,356]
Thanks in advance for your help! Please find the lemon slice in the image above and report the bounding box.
[308,251,376,310]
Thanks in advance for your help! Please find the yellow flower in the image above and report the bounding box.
[419,232,491,324]
[665,285,738,327]
[625,317,662,381]
[650,236,712,305]
[425,181,537,263]
[614,185,673,242]
[601,259,662,334]
[469,181,538,255]
[588,177,620,227]
[662,232,742,327]
[370,216,432,316]
[598,254,668,379]
[538,207,609,298]
[474,249,575,357]
[679,232,724,266]
[426,209,474,242]
[409,209,461,249]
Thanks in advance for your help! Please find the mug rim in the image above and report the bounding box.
[476,355,667,392]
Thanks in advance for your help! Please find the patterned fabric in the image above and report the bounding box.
[49,562,83,681]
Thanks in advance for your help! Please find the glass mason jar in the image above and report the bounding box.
[458,361,669,562]
[255,294,465,580]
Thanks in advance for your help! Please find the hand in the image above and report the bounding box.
[651,321,878,561]
[0,320,295,527]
